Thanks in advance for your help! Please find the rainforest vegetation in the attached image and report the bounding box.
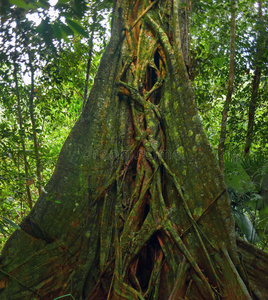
[0,0,268,299]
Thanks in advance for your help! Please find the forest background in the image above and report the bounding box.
[0,0,267,252]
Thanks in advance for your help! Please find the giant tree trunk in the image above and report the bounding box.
[1,1,268,299]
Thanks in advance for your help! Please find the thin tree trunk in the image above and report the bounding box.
[244,1,262,154]
[28,52,42,196]
[82,13,97,110]
[244,67,262,153]
[218,1,236,173]
[1,1,268,299]
[179,0,191,73]
[13,55,32,209]
[16,150,23,210]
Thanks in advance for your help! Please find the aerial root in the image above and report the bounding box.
[168,257,189,300]
[96,125,221,299]
[221,246,252,299]
[144,140,223,294]
[98,76,222,299]
[162,220,216,300]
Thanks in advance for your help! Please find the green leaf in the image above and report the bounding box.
[66,18,88,38]
[57,0,69,4]
[60,22,74,38]
[52,21,63,40]
[0,216,21,230]
[39,0,50,9]
[0,223,6,237]
[225,155,256,193]
[9,0,28,9]
[259,206,268,226]
[36,17,54,46]
[73,0,87,18]
[233,210,260,244]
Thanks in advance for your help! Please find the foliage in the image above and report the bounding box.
[0,0,111,248]
[191,0,268,154]
[225,153,268,250]
[0,215,21,237]
[188,1,268,249]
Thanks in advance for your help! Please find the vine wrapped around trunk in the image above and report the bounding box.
[0,1,268,299]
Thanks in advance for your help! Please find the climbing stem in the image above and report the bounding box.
[147,142,222,291]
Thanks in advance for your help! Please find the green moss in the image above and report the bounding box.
[192,115,198,122]
[176,146,184,156]
[195,134,202,143]
[184,194,190,200]
[148,120,155,128]
[193,206,202,218]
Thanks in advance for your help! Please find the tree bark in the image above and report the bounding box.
[82,12,97,110]
[244,66,262,154]
[13,46,33,209]
[218,1,236,173]
[28,51,42,196]
[178,0,191,71]
[1,1,268,299]
[244,1,262,154]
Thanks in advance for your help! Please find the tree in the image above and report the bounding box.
[244,0,264,154]
[189,0,268,156]
[0,0,268,299]
[0,0,106,242]
[218,0,236,173]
